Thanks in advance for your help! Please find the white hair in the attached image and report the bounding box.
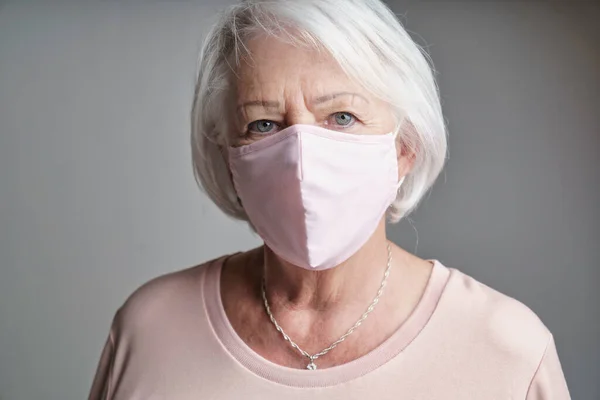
[191,0,447,224]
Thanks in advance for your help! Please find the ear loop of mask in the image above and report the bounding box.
[396,176,405,190]
[391,128,405,191]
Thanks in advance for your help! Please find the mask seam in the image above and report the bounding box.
[297,132,310,266]
[298,131,304,181]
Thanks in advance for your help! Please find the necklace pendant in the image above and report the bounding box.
[306,361,317,370]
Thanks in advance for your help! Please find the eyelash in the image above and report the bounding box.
[246,112,359,135]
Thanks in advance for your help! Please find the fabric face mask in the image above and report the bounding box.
[228,124,403,271]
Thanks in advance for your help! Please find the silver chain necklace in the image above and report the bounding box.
[261,242,392,370]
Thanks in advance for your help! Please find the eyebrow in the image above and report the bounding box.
[313,92,370,105]
[236,92,369,111]
[236,100,281,111]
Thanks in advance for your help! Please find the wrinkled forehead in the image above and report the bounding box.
[234,33,377,106]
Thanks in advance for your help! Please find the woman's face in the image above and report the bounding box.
[232,33,414,178]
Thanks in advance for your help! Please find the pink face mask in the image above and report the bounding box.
[228,124,403,270]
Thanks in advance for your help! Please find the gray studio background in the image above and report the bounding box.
[0,1,598,399]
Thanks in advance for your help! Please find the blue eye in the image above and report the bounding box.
[333,112,355,126]
[248,120,277,134]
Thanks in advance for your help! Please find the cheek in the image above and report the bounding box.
[381,106,398,132]
[365,102,396,134]
[350,106,395,134]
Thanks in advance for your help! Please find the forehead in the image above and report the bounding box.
[235,34,366,99]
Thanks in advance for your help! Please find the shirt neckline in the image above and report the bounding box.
[202,256,451,388]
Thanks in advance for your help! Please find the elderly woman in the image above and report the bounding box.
[89,0,570,399]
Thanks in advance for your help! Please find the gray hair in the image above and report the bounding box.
[191,0,447,224]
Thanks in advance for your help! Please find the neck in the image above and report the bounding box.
[262,219,390,312]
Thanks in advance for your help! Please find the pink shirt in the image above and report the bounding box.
[89,256,570,399]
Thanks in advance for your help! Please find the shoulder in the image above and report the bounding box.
[110,254,228,337]
[447,267,549,334]
[436,265,552,368]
